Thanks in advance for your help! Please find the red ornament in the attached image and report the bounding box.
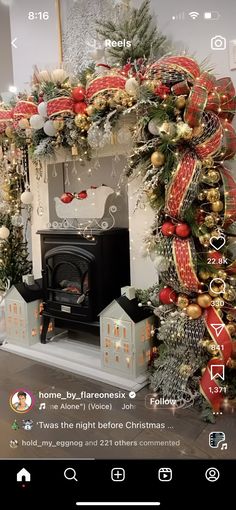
[73,102,87,114]
[159,287,177,305]
[76,190,87,200]
[161,221,176,237]
[60,192,74,204]
[175,223,191,238]
[72,86,85,102]
[154,84,170,99]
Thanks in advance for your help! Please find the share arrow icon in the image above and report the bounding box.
[211,323,225,337]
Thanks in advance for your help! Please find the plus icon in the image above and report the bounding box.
[111,467,125,482]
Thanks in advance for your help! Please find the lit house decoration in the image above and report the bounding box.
[4,278,45,346]
[100,286,154,379]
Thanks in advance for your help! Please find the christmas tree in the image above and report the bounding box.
[97,0,168,65]
[0,211,32,291]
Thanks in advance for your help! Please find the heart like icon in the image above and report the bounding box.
[210,235,226,251]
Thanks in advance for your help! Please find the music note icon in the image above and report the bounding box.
[39,403,46,410]
[221,443,228,450]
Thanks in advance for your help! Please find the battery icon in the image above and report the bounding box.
[204,11,220,20]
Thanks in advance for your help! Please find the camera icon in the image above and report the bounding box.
[211,35,226,50]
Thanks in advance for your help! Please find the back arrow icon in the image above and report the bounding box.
[11,38,17,49]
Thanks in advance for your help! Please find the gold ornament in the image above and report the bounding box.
[202,157,214,168]
[217,270,227,280]
[71,144,78,156]
[93,96,107,110]
[209,285,223,297]
[226,323,236,336]
[228,358,236,369]
[211,200,224,212]
[113,90,126,105]
[151,150,165,167]
[175,96,186,109]
[159,121,176,138]
[207,188,220,203]
[199,270,210,281]
[177,294,189,309]
[226,313,234,322]
[197,293,212,308]
[204,214,216,228]
[206,169,221,184]
[53,119,64,131]
[197,191,207,201]
[5,126,13,138]
[186,303,202,319]
[199,233,210,247]
[74,114,90,131]
[223,288,236,302]
[86,105,95,116]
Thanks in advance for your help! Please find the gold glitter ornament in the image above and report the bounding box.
[207,188,220,203]
[199,270,210,281]
[175,95,186,109]
[211,200,224,212]
[151,151,165,167]
[93,96,107,110]
[177,294,189,309]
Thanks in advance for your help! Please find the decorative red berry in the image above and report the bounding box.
[159,287,177,305]
[76,190,87,200]
[175,222,191,238]
[161,221,176,237]
[73,102,87,114]
[60,192,74,203]
[72,86,85,102]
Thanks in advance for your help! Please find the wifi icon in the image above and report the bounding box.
[189,11,200,19]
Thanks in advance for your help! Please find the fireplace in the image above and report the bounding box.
[38,229,130,342]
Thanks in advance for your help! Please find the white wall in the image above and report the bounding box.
[9,0,59,91]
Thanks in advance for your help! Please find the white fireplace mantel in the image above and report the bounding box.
[29,143,156,290]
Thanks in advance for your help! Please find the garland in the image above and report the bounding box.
[1,54,236,418]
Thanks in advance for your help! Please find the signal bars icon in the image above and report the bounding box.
[172,12,185,21]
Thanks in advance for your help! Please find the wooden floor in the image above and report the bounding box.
[0,350,235,459]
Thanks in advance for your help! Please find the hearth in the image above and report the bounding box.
[38,229,130,343]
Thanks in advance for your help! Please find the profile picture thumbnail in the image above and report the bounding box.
[9,389,34,413]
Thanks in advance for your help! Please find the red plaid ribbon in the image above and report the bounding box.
[13,100,38,119]
[0,109,13,133]
[47,97,74,118]
[184,73,216,127]
[86,75,126,101]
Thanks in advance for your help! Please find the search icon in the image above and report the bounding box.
[64,467,78,482]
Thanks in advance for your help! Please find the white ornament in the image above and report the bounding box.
[125,77,139,97]
[148,119,160,136]
[37,70,51,83]
[153,255,169,272]
[18,118,29,130]
[43,120,56,137]
[21,190,34,205]
[51,68,68,84]
[30,114,44,130]
[37,101,47,118]
[0,226,10,239]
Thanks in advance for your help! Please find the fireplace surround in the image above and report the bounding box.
[38,229,130,343]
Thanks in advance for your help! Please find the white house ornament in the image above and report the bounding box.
[153,255,169,272]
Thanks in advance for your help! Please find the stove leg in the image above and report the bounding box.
[41,315,50,344]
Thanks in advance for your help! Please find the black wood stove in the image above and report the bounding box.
[37,229,130,343]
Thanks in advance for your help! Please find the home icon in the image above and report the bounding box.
[17,468,31,482]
